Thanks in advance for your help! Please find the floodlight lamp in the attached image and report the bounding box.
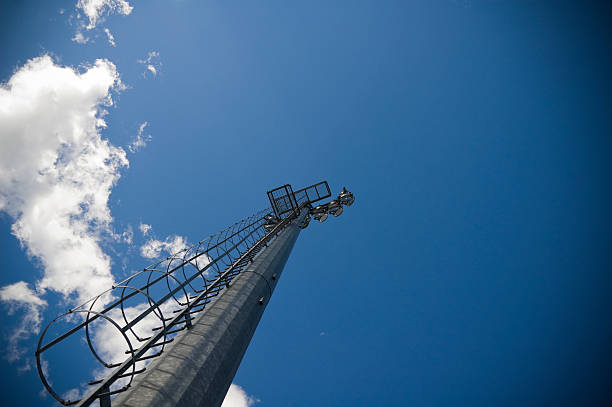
[338,187,354,206]
[264,214,277,222]
[311,204,326,216]
[318,213,328,222]
[311,204,326,213]
[300,214,311,229]
[327,200,342,217]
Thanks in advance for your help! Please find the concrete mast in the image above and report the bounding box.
[113,210,306,407]
[36,181,354,407]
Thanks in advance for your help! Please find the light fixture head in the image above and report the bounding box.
[264,214,277,222]
[300,214,311,229]
[311,204,326,214]
[338,187,355,206]
[311,204,328,221]
[327,200,342,217]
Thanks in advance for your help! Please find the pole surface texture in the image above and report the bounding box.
[114,212,305,407]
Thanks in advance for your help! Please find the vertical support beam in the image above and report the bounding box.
[113,210,306,407]
[99,384,111,407]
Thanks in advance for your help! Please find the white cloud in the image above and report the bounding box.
[116,224,133,244]
[72,31,89,44]
[140,235,188,259]
[104,28,116,47]
[128,121,152,153]
[0,281,46,307]
[139,223,152,236]
[0,282,47,361]
[222,384,259,407]
[0,55,128,354]
[166,236,188,256]
[62,388,82,403]
[76,0,133,30]
[137,51,161,78]
[140,239,164,259]
[190,253,211,274]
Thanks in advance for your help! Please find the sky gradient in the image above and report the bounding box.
[1,1,611,406]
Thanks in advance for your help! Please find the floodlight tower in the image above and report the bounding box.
[35,181,354,407]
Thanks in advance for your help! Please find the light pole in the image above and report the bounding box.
[36,181,354,407]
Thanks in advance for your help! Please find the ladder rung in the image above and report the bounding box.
[165,326,187,335]
[151,316,193,331]
[125,338,174,354]
[135,352,163,362]
[88,368,146,385]
[96,386,129,398]
[107,352,162,368]
[173,300,209,313]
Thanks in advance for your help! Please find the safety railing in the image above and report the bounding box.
[36,207,300,406]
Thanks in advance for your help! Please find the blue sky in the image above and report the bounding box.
[1,1,611,406]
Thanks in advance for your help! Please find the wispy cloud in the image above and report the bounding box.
[104,28,116,47]
[128,121,152,153]
[71,0,133,46]
[139,223,152,236]
[140,235,188,259]
[72,31,89,44]
[76,0,133,30]
[0,282,47,362]
[137,51,162,78]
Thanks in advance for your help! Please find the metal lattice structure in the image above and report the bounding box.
[35,181,354,407]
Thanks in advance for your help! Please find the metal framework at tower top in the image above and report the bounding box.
[35,180,355,407]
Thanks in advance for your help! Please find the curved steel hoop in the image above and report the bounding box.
[36,309,136,406]
[36,208,281,407]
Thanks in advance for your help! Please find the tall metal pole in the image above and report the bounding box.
[112,209,307,407]
[35,181,354,406]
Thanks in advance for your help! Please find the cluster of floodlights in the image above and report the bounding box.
[310,186,355,222]
[263,187,355,232]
